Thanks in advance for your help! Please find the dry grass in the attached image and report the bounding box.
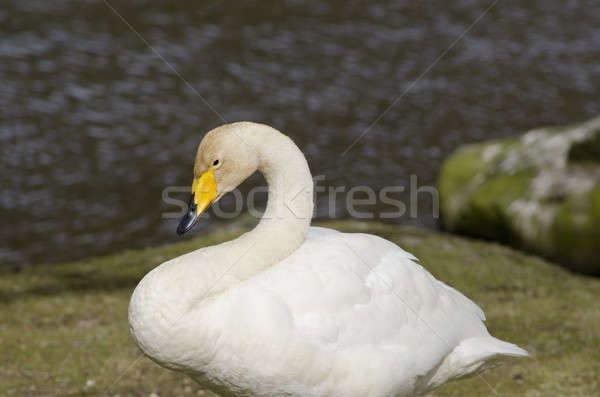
[1,221,599,396]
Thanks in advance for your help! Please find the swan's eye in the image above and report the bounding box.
[213,159,221,168]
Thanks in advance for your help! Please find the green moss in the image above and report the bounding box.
[438,117,600,273]
[455,171,535,244]
[552,184,600,274]
[438,144,487,229]
[438,145,486,197]
[1,220,599,396]
[568,129,600,164]
[438,139,523,232]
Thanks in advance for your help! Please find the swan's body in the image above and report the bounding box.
[129,122,527,397]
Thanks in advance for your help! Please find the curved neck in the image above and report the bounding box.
[129,125,314,367]
[213,125,314,282]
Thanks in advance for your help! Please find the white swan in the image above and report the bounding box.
[129,122,527,397]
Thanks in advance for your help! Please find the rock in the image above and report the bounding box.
[438,116,600,274]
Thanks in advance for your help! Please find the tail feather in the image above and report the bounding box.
[428,337,528,389]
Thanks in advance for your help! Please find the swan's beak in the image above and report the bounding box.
[177,166,218,235]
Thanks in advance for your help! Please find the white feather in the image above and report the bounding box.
[129,122,527,397]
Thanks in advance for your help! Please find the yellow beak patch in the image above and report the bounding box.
[191,166,218,216]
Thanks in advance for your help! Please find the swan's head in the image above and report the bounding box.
[177,123,259,235]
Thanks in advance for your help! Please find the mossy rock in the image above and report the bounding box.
[438,116,600,274]
[568,128,600,163]
[552,184,600,270]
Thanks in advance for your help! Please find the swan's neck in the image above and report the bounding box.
[129,125,313,368]
[225,127,314,280]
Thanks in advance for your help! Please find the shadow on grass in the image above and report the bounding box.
[0,270,143,303]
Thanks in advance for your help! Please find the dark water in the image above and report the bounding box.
[1,0,599,267]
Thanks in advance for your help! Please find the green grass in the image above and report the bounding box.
[1,221,599,396]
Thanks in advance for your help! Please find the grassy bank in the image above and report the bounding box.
[1,221,599,396]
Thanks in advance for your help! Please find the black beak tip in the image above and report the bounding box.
[177,210,198,236]
[177,194,200,236]
[176,222,189,236]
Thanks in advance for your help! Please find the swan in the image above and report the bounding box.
[129,122,528,397]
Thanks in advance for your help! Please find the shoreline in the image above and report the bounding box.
[2,220,599,396]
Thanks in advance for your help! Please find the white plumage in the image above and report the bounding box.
[129,122,527,397]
